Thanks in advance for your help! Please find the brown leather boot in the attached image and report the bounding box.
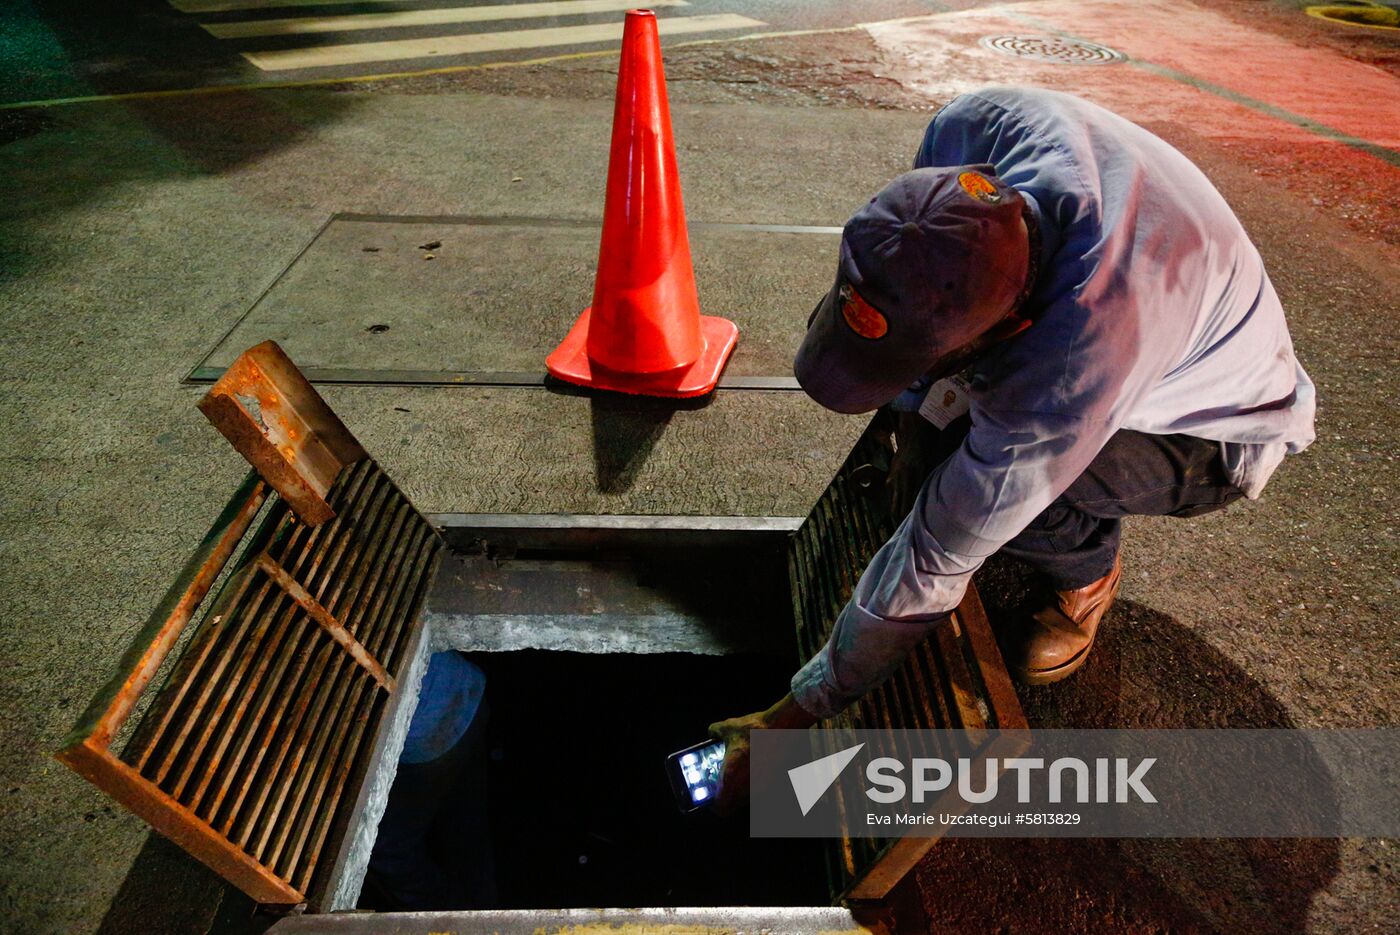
[1011,557,1122,685]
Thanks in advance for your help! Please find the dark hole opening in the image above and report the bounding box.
[360,650,832,911]
[357,529,834,912]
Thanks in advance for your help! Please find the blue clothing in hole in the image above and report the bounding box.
[402,651,485,764]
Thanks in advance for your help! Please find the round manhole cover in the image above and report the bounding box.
[979,35,1127,65]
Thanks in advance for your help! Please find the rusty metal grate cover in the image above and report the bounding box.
[979,34,1126,65]
[130,461,438,896]
[57,343,444,908]
[786,425,1025,905]
[62,342,1026,915]
[58,461,442,906]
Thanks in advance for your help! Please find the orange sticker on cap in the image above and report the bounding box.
[958,171,1002,204]
[839,283,888,340]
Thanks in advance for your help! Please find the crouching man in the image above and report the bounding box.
[710,87,1314,811]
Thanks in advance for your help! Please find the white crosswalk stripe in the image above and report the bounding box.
[171,0,770,74]
[241,13,766,71]
[174,0,440,11]
[202,0,690,39]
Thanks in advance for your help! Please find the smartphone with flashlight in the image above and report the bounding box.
[666,739,726,812]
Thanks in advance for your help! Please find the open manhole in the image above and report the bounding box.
[979,34,1126,65]
[58,342,1026,932]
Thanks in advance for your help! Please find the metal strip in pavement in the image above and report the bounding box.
[330,213,844,235]
[201,0,690,40]
[241,13,767,71]
[188,213,336,387]
[185,366,802,390]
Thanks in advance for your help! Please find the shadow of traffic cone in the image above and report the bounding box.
[545,8,738,398]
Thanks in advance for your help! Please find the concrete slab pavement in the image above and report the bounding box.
[0,89,919,933]
[192,216,842,378]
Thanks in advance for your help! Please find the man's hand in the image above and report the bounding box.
[705,712,760,817]
[707,693,819,816]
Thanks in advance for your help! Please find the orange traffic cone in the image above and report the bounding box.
[545,9,738,398]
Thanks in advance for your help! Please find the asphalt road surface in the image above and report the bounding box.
[6,0,950,104]
[1,0,1397,932]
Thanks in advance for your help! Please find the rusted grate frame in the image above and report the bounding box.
[55,471,303,905]
[786,423,1028,905]
[57,459,441,905]
[56,341,443,908]
[110,459,438,900]
[197,340,366,527]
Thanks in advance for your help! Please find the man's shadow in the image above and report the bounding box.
[904,555,1341,934]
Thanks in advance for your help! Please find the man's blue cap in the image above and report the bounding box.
[795,165,1030,414]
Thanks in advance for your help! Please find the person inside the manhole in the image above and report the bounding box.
[708,87,1315,811]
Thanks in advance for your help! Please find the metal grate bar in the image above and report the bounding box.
[933,623,990,730]
[231,494,420,852]
[255,554,395,691]
[785,422,1026,902]
[913,642,956,730]
[266,522,436,882]
[140,462,376,797]
[124,506,290,775]
[189,467,399,818]
[208,466,401,829]
[241,499,434,875]
[128,504,303,779]
[128,462,368,781]
[286,533,440,891]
